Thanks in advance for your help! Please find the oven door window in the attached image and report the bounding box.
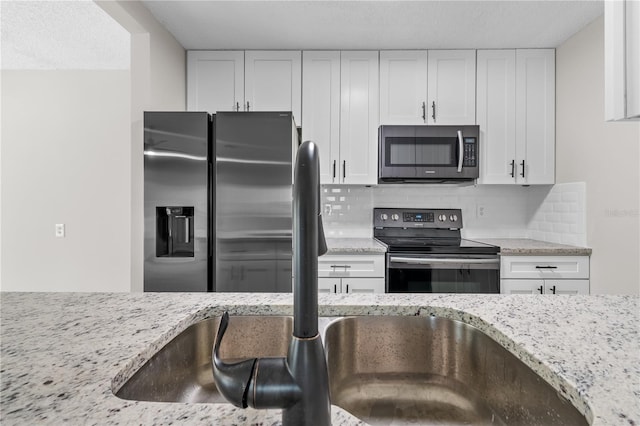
[387,255,500,293]
[385,137,457,167]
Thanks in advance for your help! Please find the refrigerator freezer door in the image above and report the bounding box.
[144,112,211,292]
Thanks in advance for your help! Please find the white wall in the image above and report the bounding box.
[1,1,186,292]
[1,71,131,291]
[556,16,640,295]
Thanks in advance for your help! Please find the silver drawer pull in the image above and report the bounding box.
[535,265,558,269]
[330,265,351,269]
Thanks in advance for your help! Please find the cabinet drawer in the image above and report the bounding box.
[318,255,385,277]
[501,256,589,279]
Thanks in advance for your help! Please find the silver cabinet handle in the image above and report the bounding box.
[535,265,558,269]
[185,217,190,243]
[520,160,526,178]
[510,160,515,178]
[422,101,426,122]
[537,285,543,294]
[457,130,464,173]
[235,102,240,111]
[431,101,436,121]
[246,101,250,111]
[332,160,336,180]
[342,161,346,180]
[330,265,351,269]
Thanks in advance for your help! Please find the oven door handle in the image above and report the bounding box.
[389,256,499,266]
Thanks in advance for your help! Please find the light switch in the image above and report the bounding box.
[55,223,65,238]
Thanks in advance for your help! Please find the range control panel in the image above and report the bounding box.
[374,208,463,229]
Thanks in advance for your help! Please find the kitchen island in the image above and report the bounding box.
[0,292,638,425]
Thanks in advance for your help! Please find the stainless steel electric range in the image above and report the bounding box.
[373,208,501,293]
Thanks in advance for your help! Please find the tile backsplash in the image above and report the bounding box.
[527,182,587,246]
[321,182,588,246]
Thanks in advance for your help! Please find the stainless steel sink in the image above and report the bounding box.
[324,316,588,425]
[116,314,588,425]
[115,316,293,403]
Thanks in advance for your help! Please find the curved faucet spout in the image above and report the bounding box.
[212,140,331,426]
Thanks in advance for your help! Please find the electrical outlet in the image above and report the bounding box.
[476,205,486,218]
[55,223,65,238]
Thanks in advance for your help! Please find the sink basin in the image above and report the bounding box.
[324,316,588,426]
[116,314,587,425]
[116,316,293,403]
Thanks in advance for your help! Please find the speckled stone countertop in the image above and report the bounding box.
[325,238,387,254]
[476,238,593,256]
[1,292,638,425]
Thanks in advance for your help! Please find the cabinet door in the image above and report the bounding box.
[245,51,302,123]
[319,277,340,294]
[187,51,244,113]
[501,279,544,294]
[477,50,517,184]
[340,51,379,185]
[302,51,341,184]
[379,51,428,125]
[545,280,590,295]
[515,49,555,184]
[427,50,476,125]
[343,278,385,294]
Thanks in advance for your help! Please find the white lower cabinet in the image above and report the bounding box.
[500,255,590,295]
[318,254,385,294]
[501,279,590,295]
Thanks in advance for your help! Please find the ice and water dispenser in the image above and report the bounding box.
[156,206,194,257]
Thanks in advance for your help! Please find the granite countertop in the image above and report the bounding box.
[476,238,593,256]
[1,292,638,426]
[325,238,387,254]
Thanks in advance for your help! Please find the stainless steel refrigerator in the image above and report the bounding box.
[143,111,296,292]
[215,112,295,292]
[143,112,212,292]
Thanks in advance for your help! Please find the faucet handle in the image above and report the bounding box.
[211,312,257,408]
[318,214,328,256]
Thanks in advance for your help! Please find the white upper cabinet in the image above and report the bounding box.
[302,51,341,184]
[478,49,555,185]
[477,50,517,184]
[516,49,555,185]
[379,51,428,125]
[187,51,244,112]
[605,0,640,120]
[244,51,302,123]
[187,50,302,124]
[339,51,379,185]
[427,50,476,125]
[379,50,476,125]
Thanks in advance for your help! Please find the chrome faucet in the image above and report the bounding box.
[212,141,331,426]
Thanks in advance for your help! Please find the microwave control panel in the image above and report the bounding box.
[463,137,477,167]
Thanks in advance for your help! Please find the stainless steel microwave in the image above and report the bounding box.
[378,125,479,183]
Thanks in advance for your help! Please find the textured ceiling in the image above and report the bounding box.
[142,0,604,50]
[0,0,129,70]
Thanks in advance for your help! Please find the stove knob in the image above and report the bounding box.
[450,214,458,222]
[438,214,446,222]
[391,213,400,221]
[380,213,388,221]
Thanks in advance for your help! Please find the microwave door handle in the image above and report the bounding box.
[457,130,463,172]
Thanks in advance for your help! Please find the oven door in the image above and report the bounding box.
[386,253,500,293]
